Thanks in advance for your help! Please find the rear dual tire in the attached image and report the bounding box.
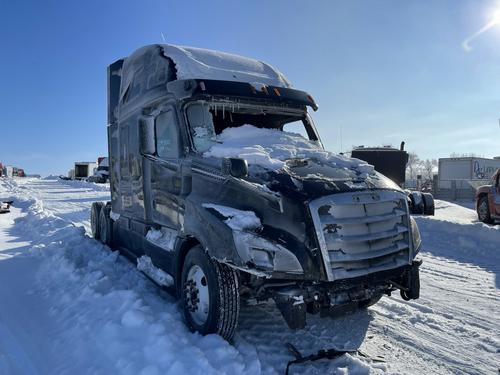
[90,202,104,239]
[409,192,434,215]
[99,205,113,246]
[90,202,112,246]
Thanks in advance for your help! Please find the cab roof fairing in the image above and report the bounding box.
[111,44,318,124]
[160,44,293,89]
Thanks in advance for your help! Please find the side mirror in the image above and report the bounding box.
[139,116,156,155]
[222,158,248,178]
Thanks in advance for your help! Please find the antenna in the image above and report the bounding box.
[161,32,166,43]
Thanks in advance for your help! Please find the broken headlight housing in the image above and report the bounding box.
[232,231,303,274]
[410,216,422,256]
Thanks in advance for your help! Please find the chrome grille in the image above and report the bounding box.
[309,190,412,281]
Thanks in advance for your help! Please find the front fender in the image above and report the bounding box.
[181,199,244,265]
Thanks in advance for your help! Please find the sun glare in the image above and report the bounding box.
[493,8,500,22]
[462,4,500,51]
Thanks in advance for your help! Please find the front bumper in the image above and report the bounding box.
[270,260,421,329]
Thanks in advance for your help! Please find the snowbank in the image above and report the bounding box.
[58,178,111,192]
[0,179,260,375]
[137,255,174,287]
[204,125,374,177]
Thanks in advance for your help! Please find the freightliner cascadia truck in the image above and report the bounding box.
[91,44,423,340]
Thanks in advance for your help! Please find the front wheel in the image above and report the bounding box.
[181,245,240,341]
[477,196,493,224]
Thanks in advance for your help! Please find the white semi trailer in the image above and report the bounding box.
[74,162,97,180]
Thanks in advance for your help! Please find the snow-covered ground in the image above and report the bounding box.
[0,178,498,375]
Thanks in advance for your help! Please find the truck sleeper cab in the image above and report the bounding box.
[90,44,423,340]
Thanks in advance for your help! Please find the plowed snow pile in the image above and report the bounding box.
[0,178,498,375]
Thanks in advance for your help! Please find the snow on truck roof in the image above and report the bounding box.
[161,44,292,88]
[120,44,292,95]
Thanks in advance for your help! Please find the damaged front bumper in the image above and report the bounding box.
[265,260,422,330]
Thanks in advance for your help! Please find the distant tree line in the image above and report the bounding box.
[406,152,437,181]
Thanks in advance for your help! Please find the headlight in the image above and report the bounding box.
[232,231,303,274]
[410,216,422,255]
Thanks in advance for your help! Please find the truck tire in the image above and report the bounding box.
[477,196,493,224]
[409,192,424,215]
[422,193,435,216]
[90,202,104,239]
[181,245,240,341]
[98,204,113,246]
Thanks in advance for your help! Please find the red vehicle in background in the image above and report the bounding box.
[476,168,500,224]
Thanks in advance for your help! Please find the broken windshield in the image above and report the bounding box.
[185,101,319,152]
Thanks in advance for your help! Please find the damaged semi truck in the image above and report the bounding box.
[91,44,423,340]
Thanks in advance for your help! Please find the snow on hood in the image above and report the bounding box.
[162,44,292,88]
[203,125,375,179]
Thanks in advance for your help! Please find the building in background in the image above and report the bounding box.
[436,157,500,200]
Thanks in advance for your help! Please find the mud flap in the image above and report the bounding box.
[401,260,421,300]
[274,295,306,330]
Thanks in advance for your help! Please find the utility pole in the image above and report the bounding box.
[339,123,343,154]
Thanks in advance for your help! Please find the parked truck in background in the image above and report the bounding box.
[1,165,26,178]
[87,157,109,183]
[476,168,500,223]
[74,162,97,180]
[351,144,435,215]
[4,166,14,178]
[90,44,424,340]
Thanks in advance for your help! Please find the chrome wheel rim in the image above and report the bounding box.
[184,265,210,325]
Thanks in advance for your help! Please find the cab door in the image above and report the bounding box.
[150,108,183,229]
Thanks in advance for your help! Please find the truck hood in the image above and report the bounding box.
[204,125,402,199]
[254,158,402,201]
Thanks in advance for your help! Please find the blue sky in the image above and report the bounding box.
[1,0,499,175]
